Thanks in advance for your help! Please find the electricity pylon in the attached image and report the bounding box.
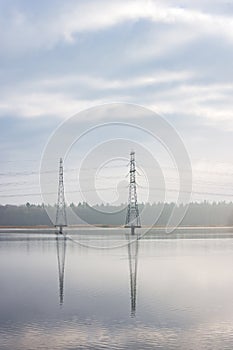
[55,158,67,234]
[125,151,141,234]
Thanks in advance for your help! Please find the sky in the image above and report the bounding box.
[1,0,233,205]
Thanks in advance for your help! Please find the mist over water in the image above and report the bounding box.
[1,230,233,350]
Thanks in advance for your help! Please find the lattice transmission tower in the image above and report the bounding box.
[125,151,141,234]
[55,158,67,234]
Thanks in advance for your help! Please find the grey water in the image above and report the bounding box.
[1,230,233,350]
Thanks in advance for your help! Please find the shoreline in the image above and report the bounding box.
[1,225,233,229]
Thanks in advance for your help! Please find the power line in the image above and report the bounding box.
[139,186,233,198]
[0,174,232,194]
[1,160,233,178]
[0,164,128,177]
[0,186,127,198]
[1,185,233,199]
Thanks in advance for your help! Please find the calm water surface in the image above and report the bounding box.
[1,230,233,350]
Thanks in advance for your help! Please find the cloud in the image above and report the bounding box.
[1,71,233,131]
[1,0,233,204]
[0,92,102,119]
[1,0,233,55]
[0,69,194,118]
[149,82,233,128]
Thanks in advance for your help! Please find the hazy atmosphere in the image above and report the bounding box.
[1,2,233,350]
[1,0,233,205]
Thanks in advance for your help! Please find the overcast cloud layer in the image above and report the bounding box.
[1,0,233,204]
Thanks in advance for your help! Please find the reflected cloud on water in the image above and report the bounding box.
[1,230,233,350]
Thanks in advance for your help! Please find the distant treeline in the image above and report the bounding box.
[1,201,233,227]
